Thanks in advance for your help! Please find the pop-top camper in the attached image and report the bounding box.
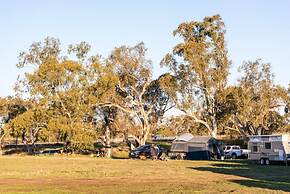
[169,133,224,160]
[248,134,290,165]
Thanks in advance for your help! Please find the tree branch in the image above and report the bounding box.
[128,134,141,145]
[98,102,133,115]
[224,126,242,134]
[140,80,150,100]
[182,110,214,136]
[164,104,176,113]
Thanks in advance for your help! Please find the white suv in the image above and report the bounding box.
[224,145,249,159]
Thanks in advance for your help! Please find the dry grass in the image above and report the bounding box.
[0,156,289,193]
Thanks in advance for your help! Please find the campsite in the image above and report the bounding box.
[0,1,290,193]
[0,133,289,193]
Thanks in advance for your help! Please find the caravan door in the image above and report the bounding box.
[278,150,284,161]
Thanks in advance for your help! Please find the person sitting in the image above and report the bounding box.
[150,144,157,160]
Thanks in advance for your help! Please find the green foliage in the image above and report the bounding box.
[11,38,99,151]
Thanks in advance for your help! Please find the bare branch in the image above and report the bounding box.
[181,109,213,136]
[129,134,141,145]
[164,104,176,113]
[224,126,242,134]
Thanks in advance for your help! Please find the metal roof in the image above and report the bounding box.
[174,133,194,141]
[174,133,216,143]
[188,136,214,143]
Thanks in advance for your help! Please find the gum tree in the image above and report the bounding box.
[15,38,98,151]
[227,60,288,135]
[98,43,174,145]
[161,15,230,138]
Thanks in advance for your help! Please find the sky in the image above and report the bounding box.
[0,0,290,97]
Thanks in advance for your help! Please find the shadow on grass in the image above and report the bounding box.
[189,160,290,192]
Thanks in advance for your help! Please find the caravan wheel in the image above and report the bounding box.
[259,158,265,165]
[265,159,270,165]
[176,154,183,160]
[232,153,237,159]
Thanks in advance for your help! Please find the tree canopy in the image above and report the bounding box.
[0,15,289,155]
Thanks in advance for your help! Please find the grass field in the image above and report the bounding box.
[0,156,289,193]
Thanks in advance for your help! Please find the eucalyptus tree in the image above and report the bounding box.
[285,85,290,131]
[0,97,30,146]
[0,98,9,150]
[286,84,290,118]
[5,104,49,153]
[98,43,174,145]
[156,115,208,136]
[94,106,118,157]
[15,37,98,151]
[0,98,7,117]
[161,15,230,138]
[226,60,288,135]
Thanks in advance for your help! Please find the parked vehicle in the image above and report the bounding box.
[129,144,162,159]
[38,148,62,155]
[248,134,290,165]
[223,145,249,159]
[169,133,224,160]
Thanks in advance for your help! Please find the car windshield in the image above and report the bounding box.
[136,145,149,150]
[225,147,231,150]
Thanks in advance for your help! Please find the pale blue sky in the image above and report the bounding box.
[0,0,290,97]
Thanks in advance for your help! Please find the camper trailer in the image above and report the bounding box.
[169,133,224,160]
[248,134,290,165]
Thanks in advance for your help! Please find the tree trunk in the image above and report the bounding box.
[0,127,3,156]
[140,138,146,146]
[140,125,150,146]
[22,139,32,154]
[22,137,34,154]
[25,144,33,154]
[105,126,111,158]
[210,116,218,138]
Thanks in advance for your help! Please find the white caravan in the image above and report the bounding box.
[248,134,290,165]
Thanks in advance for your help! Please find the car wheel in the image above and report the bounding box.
[265,159,270,165]
[232,153,237,159]
[259,158,265,165]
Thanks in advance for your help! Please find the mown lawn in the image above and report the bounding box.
[0,156,289,193]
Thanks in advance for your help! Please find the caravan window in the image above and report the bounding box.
[252,145,258,152]
[265,142,271,149]
[171,143,186,151]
